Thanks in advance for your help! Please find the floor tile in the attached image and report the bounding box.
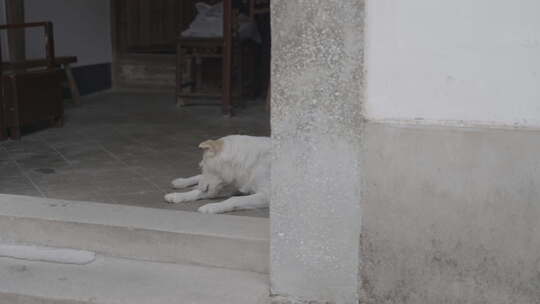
[0,160,24,178]
[14,153,70,171]
[0,175,42,197]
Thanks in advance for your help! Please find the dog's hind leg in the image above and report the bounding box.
[171,175,201,189]
[198,193,268,214]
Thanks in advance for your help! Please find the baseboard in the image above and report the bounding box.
[63,63,112,97]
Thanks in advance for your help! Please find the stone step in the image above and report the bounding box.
[0,254,269,304]
[0,194,269,273]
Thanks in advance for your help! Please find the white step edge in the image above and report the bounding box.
[0,254,270,304]
[0,243,96,265]
[0,194,269,273]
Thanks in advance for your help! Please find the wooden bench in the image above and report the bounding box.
[2,56,81,105]
[1,21,66,140]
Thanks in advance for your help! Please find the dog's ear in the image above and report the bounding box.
[198,139,223,155]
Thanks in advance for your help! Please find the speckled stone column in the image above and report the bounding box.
[270,1,365,303]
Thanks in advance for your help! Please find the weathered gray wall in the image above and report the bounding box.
[270,0,365,303]
[360,122,540,304]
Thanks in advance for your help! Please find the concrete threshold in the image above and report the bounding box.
[0,194,269,273]
[0,254,269,304]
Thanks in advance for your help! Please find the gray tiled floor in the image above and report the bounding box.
[0,91,270,217]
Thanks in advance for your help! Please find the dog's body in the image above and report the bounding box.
[164,135,271,214]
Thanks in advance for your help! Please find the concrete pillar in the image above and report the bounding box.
[270,1,365,303]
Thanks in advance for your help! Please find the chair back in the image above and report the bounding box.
[249,0,270,19]
[0,21,56,74]
[0,22,58,140]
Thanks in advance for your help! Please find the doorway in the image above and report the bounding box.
[1,0,271,218]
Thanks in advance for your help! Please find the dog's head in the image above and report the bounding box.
[199,139,224,158]
[198,139,224,171]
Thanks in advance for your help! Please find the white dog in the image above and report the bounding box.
[164,135,270,214]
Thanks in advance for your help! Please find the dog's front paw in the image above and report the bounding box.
[171,178,192,189]
[198,203,226,214]
[164,193,189,204]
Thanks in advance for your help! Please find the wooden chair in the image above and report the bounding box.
[0,22,64,140]
[248,0,271,112]
[176,0,239,116]
[176,0,269,116]
[0,86,5,140]
[249,0,270,16]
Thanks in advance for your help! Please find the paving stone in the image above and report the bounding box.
[0,160,24,178]
[0,254,269,304]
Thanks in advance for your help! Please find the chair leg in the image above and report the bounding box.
[188,57,195,94]
[176,96,186,107]
[222,2,233,116]
[237,46,246,109]
[53,116,64,128]
[9,126,21,140]
[176,43,183,106]
[64,63,81,105]
[222,51,233,116]
[176,47,188,107]
[0,127,6,141]
[195,57,203,93]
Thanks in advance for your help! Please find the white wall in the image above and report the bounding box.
[25,0,111,66]
[366,0,540,127]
